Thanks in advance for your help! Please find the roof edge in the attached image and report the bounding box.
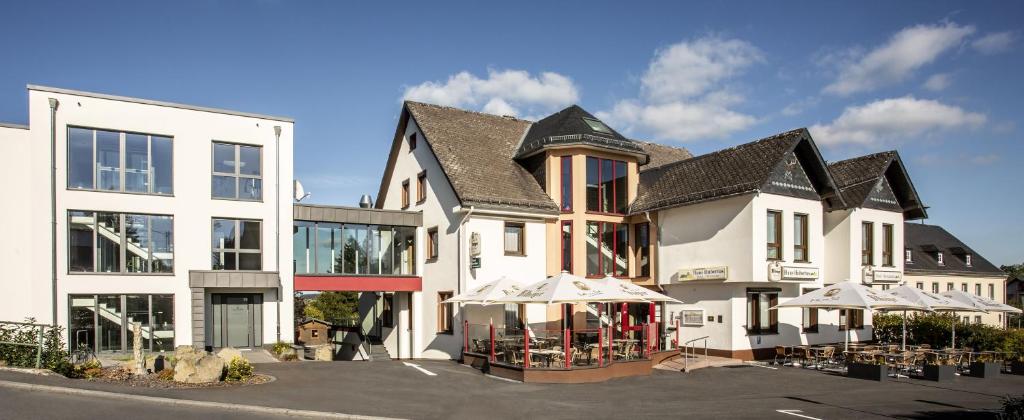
[27,84,294,123]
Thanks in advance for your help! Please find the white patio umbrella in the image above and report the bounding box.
[942,289,1021,348]
[595,275,683,304]
[886,286,976,350]
[442,276,525,305]
[497,272,649,305]
[772,281,925,351]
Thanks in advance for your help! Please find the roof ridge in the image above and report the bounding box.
[646,127,806,173]
[404,100,534,123]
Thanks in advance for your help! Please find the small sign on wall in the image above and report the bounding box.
[676,266,729,282]
[768,261,819,282]
[470,232,481,257]
[470,257,481,269]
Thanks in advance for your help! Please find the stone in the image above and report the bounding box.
[173,354,225,383]
[216,347,243,363]
[174,345,201,362]
[132,322,144,375]
[314,345,334,361]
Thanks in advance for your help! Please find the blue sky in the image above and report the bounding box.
[1,1,1021,266]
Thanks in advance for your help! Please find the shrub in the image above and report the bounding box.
[225,356,253,382]
[1001,394,1024,420]
[272,341,291,355]
[0,319,72,375]
[280,353,298,362]
[157,368,175,381]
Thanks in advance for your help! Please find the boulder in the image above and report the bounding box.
[173,354,225,383]
[314,345,334,361]
[216,347,243,363]
[174,345,201,363]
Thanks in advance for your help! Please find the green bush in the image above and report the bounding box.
[0,319,71,375]
[271,341,290,355]
[1001,394,1024,420]
[1002,329,1024,362]
[873,313,1024,354]
[225,356,253,382]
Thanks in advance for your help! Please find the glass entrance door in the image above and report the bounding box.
[211,293,263,348]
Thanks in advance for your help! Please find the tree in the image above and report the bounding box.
[1002,263,1024,280]
[303,292,359,324]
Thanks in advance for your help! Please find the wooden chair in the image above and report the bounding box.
[792,347,808,367]
[774,346,792,366]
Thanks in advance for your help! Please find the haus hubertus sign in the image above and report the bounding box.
[862,266,902,284]
[768,261,819,282]
[676,266,729,282]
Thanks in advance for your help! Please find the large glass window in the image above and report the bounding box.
[585,221,627,277]
[862,222,874,265]
[746,289,778,335]
[561,221,572,272]
[767,211,782,260]
[560,156,572,212]
[315,223,343,273]
[212,142,262,200]
[882,224,894,266]
[840,309,864,330]
[801,288,818,333]
[212,218,262,270]
[67,211,173,274]
[636,223,650,277]
[294,222,417,276]
[794,214,808,262]
[67,127,173,195]
[69,294,175,353]
[585,157,627,214]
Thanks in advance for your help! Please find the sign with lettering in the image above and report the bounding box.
[470,257,481,269]
[470,232,481,257]
[769,262,819,282]
[867,269,902,283]
[676,266,729,282]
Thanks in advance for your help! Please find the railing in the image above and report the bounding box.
[463,321,654,370]
[0,321,50,369]
[682,335,710,373]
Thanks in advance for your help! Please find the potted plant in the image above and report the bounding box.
[921,353,955,382]
[968,353,1001,379]
[847,355,888,381]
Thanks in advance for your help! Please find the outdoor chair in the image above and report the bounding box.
[792,347,808,367]
[774,346,792,366]
[895,351,918,377]
[818,346,836,368]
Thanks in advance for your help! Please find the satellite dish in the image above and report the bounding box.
[293,180,310,202]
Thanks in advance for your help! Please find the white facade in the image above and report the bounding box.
[0,85,294,352]
[824,207,905,287]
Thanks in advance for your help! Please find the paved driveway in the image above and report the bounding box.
[1,361,1019,419]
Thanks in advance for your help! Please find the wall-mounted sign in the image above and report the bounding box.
[470,257,481,269]
[863,267,901,284]
[676,266,729,282]
[470,232,481,257]
[768,261,819,282]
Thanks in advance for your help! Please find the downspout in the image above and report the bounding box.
[644,210,666,348]
[274,125,282,343]
[457,206,475,296]
[49,98,59,326]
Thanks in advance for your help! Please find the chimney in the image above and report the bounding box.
[359,194,373,208]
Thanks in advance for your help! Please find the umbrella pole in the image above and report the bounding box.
[844,310,849,353]
[951,311,956,349]
[901,310,907,351]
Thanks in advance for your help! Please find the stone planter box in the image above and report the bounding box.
[847,362,887,381]
[968,362,1001,378]
[922,364,955,381]
[1011,361,1024,375]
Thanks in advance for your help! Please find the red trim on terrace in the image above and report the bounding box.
[294,276,422,292]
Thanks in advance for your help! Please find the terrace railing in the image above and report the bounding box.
[463,321,656,370]
[0,320,50,369]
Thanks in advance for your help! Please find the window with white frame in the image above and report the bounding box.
[212,142,262,200]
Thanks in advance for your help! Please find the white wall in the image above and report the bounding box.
[825,207,905,286]
[8,87,295,348]
[657,194,755,285]
[0,125,48,323]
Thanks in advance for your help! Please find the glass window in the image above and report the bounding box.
[437,292,453,334]
[504,222,525,256]
[68,211,173,274]
[69,294,174,354]
[69,295,96,352]
[68,211,94,272]
[151,295,175,352]
[976,284,982,296]
[586,221,626,276]
[746,290,778,335]
[417,171,427,203]
[315,223,342,273]
[67,127,172,194]
[989,284,995,299]
[97,295,122,352]
[794,214,808,262]
[947,282,954,291]
[561,221,572,272]
[601,222,614,275]
[905,248,912,263]
[802,288,819,333]
[212,218,261,270]
[582,118,613,134]
[585,157,627,214]
[636,223,650,277]
[882,224,894,266]
[861,222,874,265]
[408,132,417,151]
[293,221,313,274]
[560,156,572,212]
[916,282,924,290]
[932,283,939,293]
[368,225,381,275]
[126,295,150,350]
[614,223,628,276]
[401,180,410,209]
[586,222,599,275]
[427,227,438,260]
[344,224,368,273]
[394,226,416,275]
[212,142,262,200]
[125,214,151,273]
[380,228,394,275]
[937,252,944,265]
[767,211,782,260]
[962,283,968,292]
[96,212,121,272]
[965,254,972,266]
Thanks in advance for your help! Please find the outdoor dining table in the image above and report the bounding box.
[612,339,639,360]
[530,349,563,367]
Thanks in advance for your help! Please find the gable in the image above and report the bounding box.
[863,176,902,212]
[761,150,820,201]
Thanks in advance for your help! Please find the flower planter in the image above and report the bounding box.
[1012,361,1024,375]
[847,362,887,381]
[968,362,1001,378]
[921,364,955,382]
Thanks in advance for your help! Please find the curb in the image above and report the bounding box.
[0,379,404,420]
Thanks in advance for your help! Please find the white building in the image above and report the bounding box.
[0,85,295,353]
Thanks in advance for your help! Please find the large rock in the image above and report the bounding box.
[312,345,334,361]
[174,345,201,363]
[216,347,243,363]
[173,354,225,383]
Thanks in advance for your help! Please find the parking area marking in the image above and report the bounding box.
[776,409,822,420]
[402,362,437,376]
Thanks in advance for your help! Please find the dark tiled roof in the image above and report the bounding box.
[631,128,817,213]
[515,105,647,160]
[405,101,559,213]
[904,222,1004,275]
[828,151,928,219]
[636,141,693,171]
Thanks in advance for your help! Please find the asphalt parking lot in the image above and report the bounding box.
[0,360,1019,419]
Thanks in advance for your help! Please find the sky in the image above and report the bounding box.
[0,1,1021,266]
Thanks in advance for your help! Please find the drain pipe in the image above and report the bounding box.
[49,98,59,326]
[456,206,475,296]
[274,125,282,344]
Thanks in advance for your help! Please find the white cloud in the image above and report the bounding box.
[823,22,975,96]
[810,96,986,147]
[972,31,1017,55]
[780,96,820,117]
[401,69,579,117]
[923,73,952,91]
[598,36,762,142]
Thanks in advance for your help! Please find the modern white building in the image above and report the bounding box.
[0,85,295,353]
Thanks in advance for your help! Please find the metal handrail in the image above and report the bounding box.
[682,335,710,372]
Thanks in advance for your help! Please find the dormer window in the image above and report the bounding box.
[937,252,944,266]
[965,254,972,266]
[409,132,417,151]
[905,248,912,263]
[582,118,613,134]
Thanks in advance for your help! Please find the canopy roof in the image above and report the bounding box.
[942,289,1023,314]
[497,272,649,304]
[595,275,682,303]
[886,285,980,313]
[772,281,924,311]
[443,276,525,305]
